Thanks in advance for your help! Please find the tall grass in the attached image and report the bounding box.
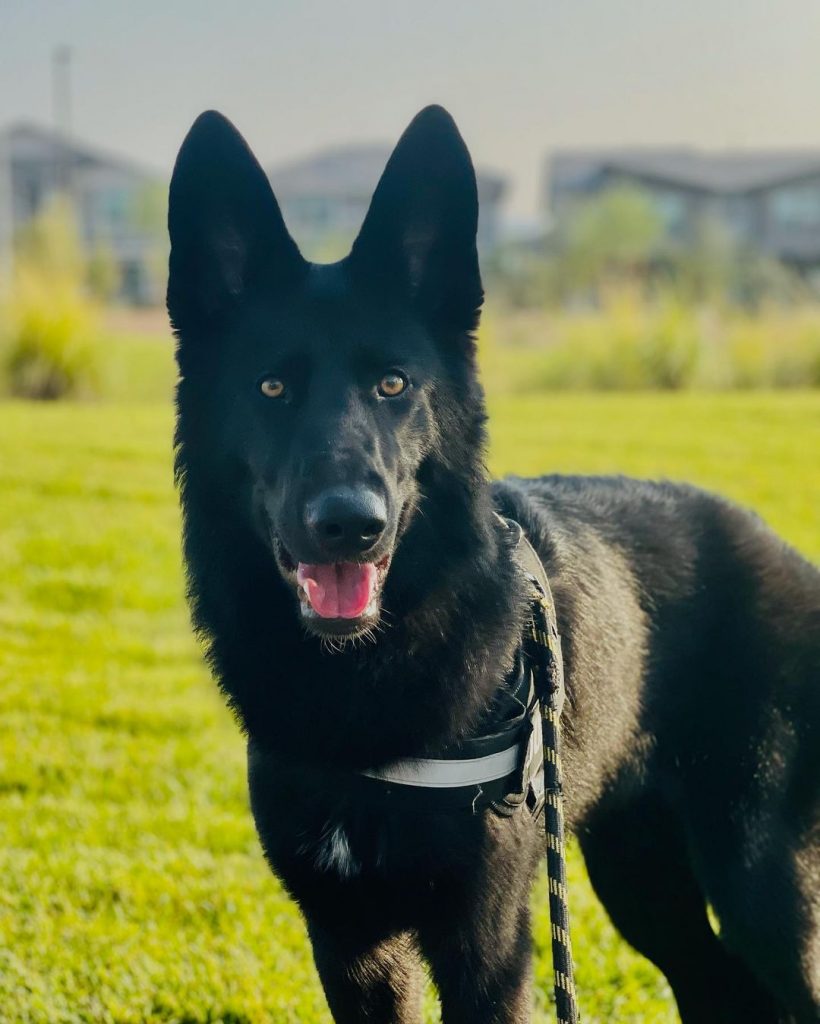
[2,261,820,401]
[480,295,820,394]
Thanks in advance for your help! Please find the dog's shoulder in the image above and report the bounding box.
[492,470,820,658]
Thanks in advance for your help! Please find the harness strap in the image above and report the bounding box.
[361,743,520,788]
[358,652,534,810]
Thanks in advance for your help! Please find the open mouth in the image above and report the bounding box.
[296,559,388,619]
[274,539,391,638]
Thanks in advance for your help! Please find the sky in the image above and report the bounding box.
[2,0,820,220]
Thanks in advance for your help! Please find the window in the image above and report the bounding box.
[722,195,754,241]
[769,181,820,229]
[651,188,688,237]
[95,186,131,232]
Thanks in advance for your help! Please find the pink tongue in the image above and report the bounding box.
[296,562,378,619]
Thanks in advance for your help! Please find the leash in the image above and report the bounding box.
[358,516,580,1021]
[530,580,579,1024]
[512,524,580,1024]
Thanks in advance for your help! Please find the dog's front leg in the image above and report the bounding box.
[307,919,423,1024]
[419,811,539,1024]
[421,901,533,1024]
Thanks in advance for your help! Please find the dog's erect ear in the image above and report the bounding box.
[167,110,305,331]
[348,105,483,333]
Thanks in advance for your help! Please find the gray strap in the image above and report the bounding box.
[360,743,520,789]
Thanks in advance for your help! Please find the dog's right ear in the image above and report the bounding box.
[167,110,305,333]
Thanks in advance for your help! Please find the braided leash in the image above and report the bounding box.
[529,583,580,1024]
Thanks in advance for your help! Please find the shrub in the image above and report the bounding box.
[0,198,101,400]
[1,276,100,399]
[86,243,122,302]
[482,295,820,394]
[534,296,701,391]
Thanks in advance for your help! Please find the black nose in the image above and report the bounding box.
[305,487,387,557]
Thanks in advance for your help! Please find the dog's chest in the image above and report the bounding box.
[299,820,362,880]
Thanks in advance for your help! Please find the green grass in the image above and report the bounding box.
[1,387,818,1023]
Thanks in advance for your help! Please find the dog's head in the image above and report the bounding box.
[169,106,485,641]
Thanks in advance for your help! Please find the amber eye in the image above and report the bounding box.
[260,377,285,399]
[377,371,408,398]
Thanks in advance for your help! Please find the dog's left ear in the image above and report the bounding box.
[348,105,483,333]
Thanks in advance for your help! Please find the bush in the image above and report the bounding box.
[86,243,122,302]
[0,198,101,400]
[722,312,820,390]
[535,296,702,391]
[481,295,820,394]
[1,277,100,399]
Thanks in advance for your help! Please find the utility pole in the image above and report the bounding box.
[0,127,12,290]
[52,45,73,195]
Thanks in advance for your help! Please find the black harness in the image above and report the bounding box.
[357,516,580,1023]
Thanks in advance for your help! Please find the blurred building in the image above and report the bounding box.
[0,122,163,302]
[547,148,820,269]
[268,144,506,259]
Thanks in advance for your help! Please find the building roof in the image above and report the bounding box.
[0,121,160,180]
[550,147,820,196]
[268,143,506,203]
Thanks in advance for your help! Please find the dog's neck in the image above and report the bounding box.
[183,460,530,770]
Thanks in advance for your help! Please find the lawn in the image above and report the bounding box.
[1,383,818,1024]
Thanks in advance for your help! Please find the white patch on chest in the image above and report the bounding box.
[314,822,360,879]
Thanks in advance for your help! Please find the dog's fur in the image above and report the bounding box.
[168,106,820,1023]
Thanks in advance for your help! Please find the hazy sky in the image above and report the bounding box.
[2,0,820,218]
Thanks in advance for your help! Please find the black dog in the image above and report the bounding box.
[167,106,820,1023]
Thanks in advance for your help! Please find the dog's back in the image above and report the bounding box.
[498,472,820,1018]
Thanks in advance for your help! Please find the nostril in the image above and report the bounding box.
[360,518,385,541]
[322,522,344,539]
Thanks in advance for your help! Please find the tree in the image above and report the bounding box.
[563,185,663,294]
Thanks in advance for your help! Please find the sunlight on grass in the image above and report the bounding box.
[0,389,817,1022]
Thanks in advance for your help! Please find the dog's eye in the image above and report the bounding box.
[260,377,286,399]
[377,371,408,398]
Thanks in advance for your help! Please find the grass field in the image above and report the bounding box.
[1,380,819,1023]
